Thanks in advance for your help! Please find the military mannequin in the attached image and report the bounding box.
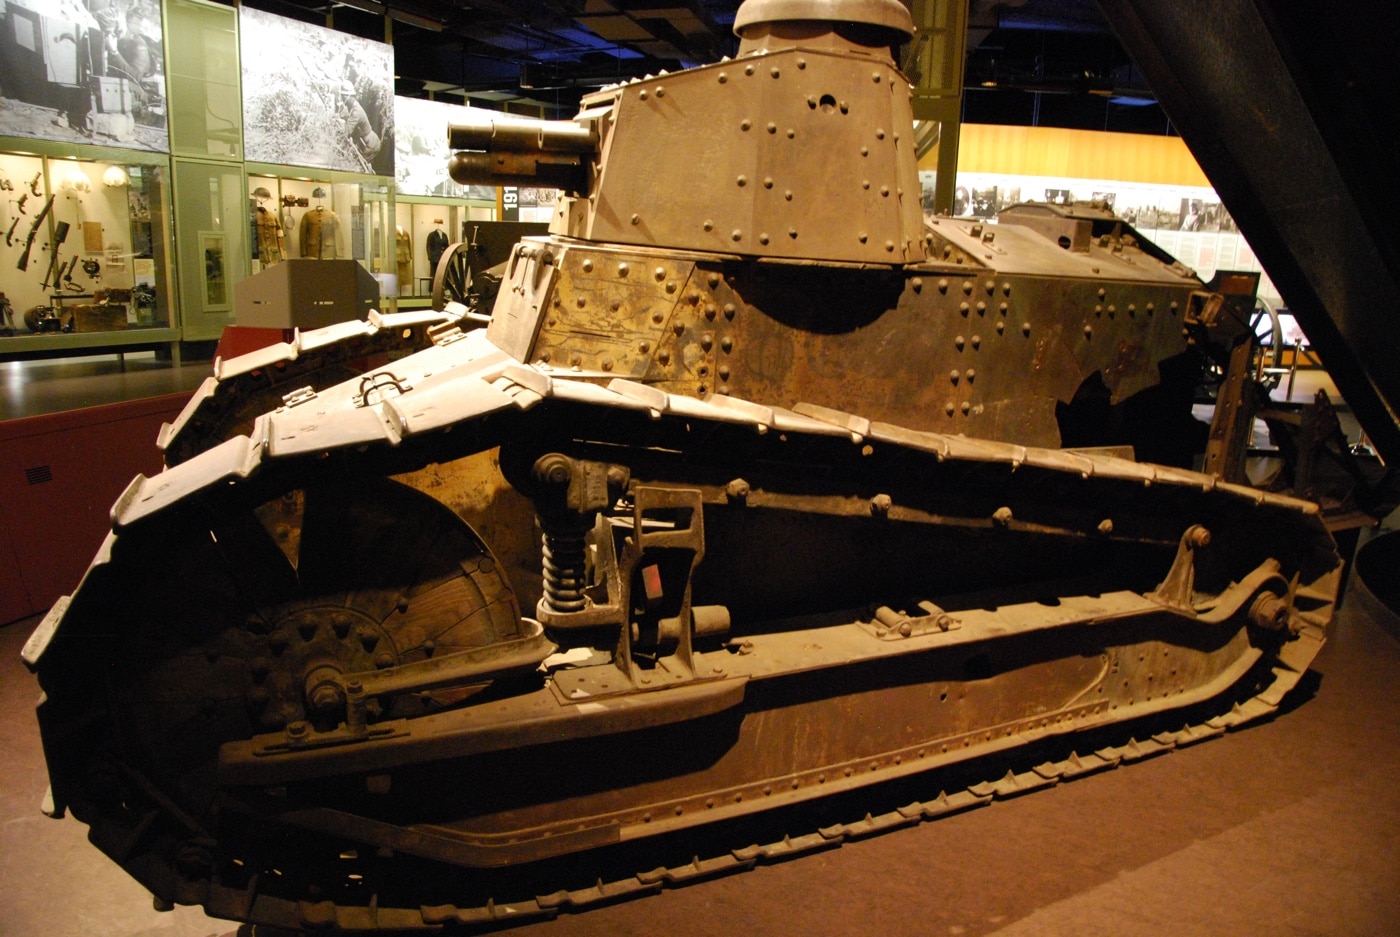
[426,223,448,272]
[299,189,340,259]
[396,225,412,289]
[251,187,284,265]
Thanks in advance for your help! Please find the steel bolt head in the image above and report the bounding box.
[870,493,893,515]
[726,478,751,500]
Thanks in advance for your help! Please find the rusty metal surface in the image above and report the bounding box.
[25,0,1346,930]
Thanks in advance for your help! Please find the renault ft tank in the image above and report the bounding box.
[25,0,1339,930]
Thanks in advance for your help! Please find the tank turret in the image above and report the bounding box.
[449,0,926,265]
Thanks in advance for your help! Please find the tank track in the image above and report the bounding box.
[31,320,1338,934]
[198,627,1321,932]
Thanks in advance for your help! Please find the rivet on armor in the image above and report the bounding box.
[639,90,648,100]
[576,296,586,308]
[618,262,629,276]
[656,86,664,97]
[724,303,737,319]
[961,401,971,415]
[1097,287,1107,299]
[963,280,973,294]
[582,259,593,273]
[745,64,754,76]
[1146,302,1156,313]
[652,311,664,324]
[703,219,714,231]
[759,233,770,245]
[1098,519,1114,535]
[966,368,976,382]
[911,277,923,292]
[1095,304,1103,315]
[784,190,793,201]
[797,58,806,69]
[771,67,780,78]
[705,304,717,319]
[701,333,714,351]
[1128,303,1137,315]
[539,350,552,362]
[569,353,582,367]
[719,364,731,379]
[767,122,777,133]
[870,494,893,515]
[860,146,869,156]
[737,175,747,187]
[955,335,965,350]
[1170,301,1179,312]
[601,357,614,371]
[658,349,671,364]
[938,278,949,293]
[1108,305,1117,317]
[863,180,870,189]
[985,278,996,293]
[721,336,733,352]
[996,320,1006,333]
[971,334,981,348]
[950,369,960,384]
[732,229,743,241]
[885,240,894,252]
[807,95,818,109]
[718,72,728,83]
[993,506,1014,527]
[976,301,986,313]
[789,227,798,238]
[764,177,774,188]
[654,266,666,281]
[840,100,849,113]
[726,478,750,500]
[665,280,677,293]
[872,71,882,83]
[959,301,970,315]
[880,185,889,196]
[708,273,720,288]
[1003,282,1012,295]
[999,302,1008,313]
[945,402,956,416]
[674,321,685,335]
[687,290,700,304]
[741,118,751,130]
[858,233,868,243]
[1022,322,1032,335]
[638,341,650,353]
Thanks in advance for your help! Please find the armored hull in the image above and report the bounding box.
[24,0,1341,930]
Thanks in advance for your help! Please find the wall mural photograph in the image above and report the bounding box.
[240,6,394,176]
[393,96,493,199]
[0,0,168,150]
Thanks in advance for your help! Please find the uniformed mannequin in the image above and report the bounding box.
[426,221,448,272]
[300,188,341,259]
[251,186,285,265]
[396,225,412,289]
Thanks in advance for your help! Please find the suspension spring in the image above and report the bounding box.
[541,524,588,613]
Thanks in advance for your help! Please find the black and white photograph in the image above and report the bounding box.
[240,6,394,176]
[394,96,493,199]
[0,0,167,150]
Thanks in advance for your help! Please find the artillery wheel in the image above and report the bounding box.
[430,240,473,311]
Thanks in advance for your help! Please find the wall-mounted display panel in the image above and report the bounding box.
[240,7,393,176]
[0,0,169,152]
[165,0,240,159]
[1,149,171,343]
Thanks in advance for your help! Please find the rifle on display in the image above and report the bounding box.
[42,220,71,289]
[28,172,41,197]
[17,195,55,272]
[5,218,17,247]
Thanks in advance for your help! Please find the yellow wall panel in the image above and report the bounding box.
[931,124,1211,187]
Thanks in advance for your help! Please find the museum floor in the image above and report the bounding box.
[1,354,1395,936]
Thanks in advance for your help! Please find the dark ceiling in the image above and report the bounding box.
[230,0,1170,133]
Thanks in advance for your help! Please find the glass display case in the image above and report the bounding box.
[393,197,496,302]
[1,148,172,347]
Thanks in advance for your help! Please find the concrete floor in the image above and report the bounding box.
[2,576,1398,937]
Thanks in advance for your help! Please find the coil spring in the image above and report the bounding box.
[541,527,588,613]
